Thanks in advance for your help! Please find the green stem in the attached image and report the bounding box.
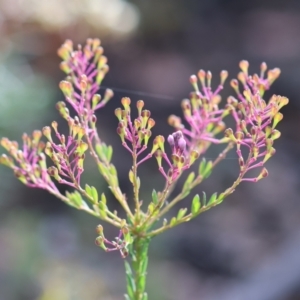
[125,237,150,300]
[132,149,140,219]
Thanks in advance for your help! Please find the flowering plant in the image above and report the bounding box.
[0,38,288,299]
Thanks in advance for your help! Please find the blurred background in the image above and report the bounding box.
[0,0,300,299]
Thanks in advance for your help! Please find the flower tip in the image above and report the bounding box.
[136,100,145,110]
[261,168,269,178]
[168,115,183,129]
[103,88,114,103]
[121,97,131,108]
[260,62,267,73]
[220,70,228,85]
[59,80,72,97]
[147,118,155,130]
[96,224,104,235]
[239,60,249,74]
[189,75,197,84]
[267,68,281,84]
[42,126,52,141]
[230,79,239,88]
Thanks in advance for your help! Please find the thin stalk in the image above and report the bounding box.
[132,148,140,220]
[148,142,234,225]
[84,127,134,220]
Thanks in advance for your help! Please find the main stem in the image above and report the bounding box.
[125,237,150,300]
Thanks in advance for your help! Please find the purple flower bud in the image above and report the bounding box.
[173,131,183,141]
[178,137,186,152]
[167,135,174,147]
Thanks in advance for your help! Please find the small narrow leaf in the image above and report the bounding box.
[147,202,157,215]
[202,191,207,206]
[101,193,106,204]
[141,257,148,274]
[106,145,113,162]
[97,162,109,178]
[85,184,92,196]
[124,261,136,299]
[95,143,103,158]
[142,293,148,300]
[108,165,118,186]
[207,192,217,205]
[152,189,158,204]
[177,208,187,220]
[183,172,195,191]
[129,169,134,183]
[98,202,107,218]
[137,177,141,190]
[203,161,213,178]
[198,158,206,175]
[67,191,83,207]
[138,275,147,293]
[109,165,118,176]
[101,143,108,158]
[191,194,201,214]
[91,186,98,202]
[181,190,191,198]
[170,217,177,226]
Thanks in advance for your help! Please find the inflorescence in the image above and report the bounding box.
[0,39,288,256]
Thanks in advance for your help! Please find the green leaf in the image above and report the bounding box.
[191,194,201,214]
[137,177,141,190]
[207,192,217,205]
[170,217,177,226]
[98,202,107,218]
[91,186,98,202]
[202,191,207,206]
[124,295,131,300]
[97,162,109,178]
[198,158,206,175]
[182,172,195,191]
[109,165,119,186]
[147,202,154,214]
[85,184,92,196]
[217,193,225,204]
[106,145,113,162]
[181,189,191,198]
[95,143,103,158]
[138,275,146,293]
[203,161,213,178]
[129,169,134,183]
[66,191,82,207]
[109,164,118,176]
[142,293,148,300]
[100,193,106,204]
[124,261,136,299]
[152,189,158,205]
[177,208,187,220]
[140,256,148,274]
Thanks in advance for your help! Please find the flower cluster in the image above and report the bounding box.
[225,61,288,183]
[0,132,52,189]
[169,70,228,152]
[115,98,155,160]
[0,38,289,300]
[0,39,128,227]
[156,61,288,191]
[95,224,132,258]
[0,38,288,256]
